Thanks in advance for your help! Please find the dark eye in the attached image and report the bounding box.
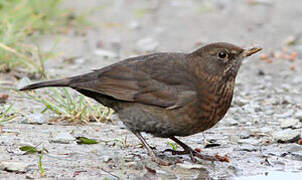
[218,51,227,59]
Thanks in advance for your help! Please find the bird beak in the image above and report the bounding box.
[243,46,262,57]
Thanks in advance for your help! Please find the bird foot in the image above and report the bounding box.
[163,149,190,155]
[133,131,171,166]
[149,154,171,166]
[163,148,217,162]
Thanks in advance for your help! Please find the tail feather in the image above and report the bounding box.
[19,78,71,91]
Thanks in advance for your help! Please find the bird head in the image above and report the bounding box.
[192,42,262,79]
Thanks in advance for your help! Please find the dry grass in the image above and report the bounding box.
[0,0,86,77]
[19,88,112,123]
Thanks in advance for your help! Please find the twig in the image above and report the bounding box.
[100,168,120,179]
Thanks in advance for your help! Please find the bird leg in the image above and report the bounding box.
[132,131,171,166]
[164,136,217,162]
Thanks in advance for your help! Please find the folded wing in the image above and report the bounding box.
[69,53,197,108]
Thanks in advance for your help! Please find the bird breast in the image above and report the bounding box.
[189,79,235,134]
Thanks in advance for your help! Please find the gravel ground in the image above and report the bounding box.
[1,0,302,179]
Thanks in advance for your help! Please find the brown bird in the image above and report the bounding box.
[20,42,261,165]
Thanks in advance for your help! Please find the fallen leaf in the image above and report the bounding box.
[289,65,295,71]
[19,145,39,154]
[73,170,87,177]
[215,154,230,163]
[298,139,302,145]
[194,148,202,152]
[259,54,268,60]
[0,93,8,103]
[76,137,99,144]
[288,52,297,62]
[265,59,273,64]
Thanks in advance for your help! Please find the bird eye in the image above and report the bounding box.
[218,51,227,59]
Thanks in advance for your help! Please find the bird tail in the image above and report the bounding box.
[19,78,71,91]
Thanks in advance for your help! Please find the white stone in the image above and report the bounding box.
[294,111,302,120]
[178,161,204,169]
[50,132,74,144]
[16,77,31,90]
[0,161,31,173]
[136,38,159,52]
[279,118,300,129]
[272,129,301,143]
[22,113,48,125]
[94,49,117,58]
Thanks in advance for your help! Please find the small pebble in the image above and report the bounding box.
[235,144,257,152]
[94,49,118,58]
[0,93,8,103]
[0,161,31,173]
[102,156,112,163]
[272,129,301,143]
[286,144,302,153]
[22,113,48,125]
[239,130,252,139]
[50,132,75,144]
[136,38,159,52]
[237,138,260,146]
[294,111,302,120]
[279,118,300,129]
[178,161,204,169]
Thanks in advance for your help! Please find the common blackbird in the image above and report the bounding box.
[20,42,261,165]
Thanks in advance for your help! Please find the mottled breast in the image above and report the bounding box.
[188,78,235,134]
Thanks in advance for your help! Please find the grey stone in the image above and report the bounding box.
[25,174,36,179]
[294,111,302,120]
[0,161,31,173]
[50,132,75,144]
[287,144,302,153]
[223,118,239,126]
[136,38,159,52]
[242,102,261,113]
[74,57,86,64]
[282,96,296,105]
[272,129,301,143]
[279,118,300,129]
[178,161,204,169]
[128,21,140,30]
[16,77,31,90]
[232,107,245,114]
[239,130,252,139]
[291,151,302,161]
[281,84,292,91]
[237,138,260,145]
[22,113,48,125]
[102,156,112,163]
[284,35,297,45]
[275,110,295,118]
[260,127,273,133]
[233,97,249,107]
[100,176,116,180]
[264,109,275,116]
[19,141,35,148]
[235,144,257,152]
[292,76,302,84]
[94,49,117,58]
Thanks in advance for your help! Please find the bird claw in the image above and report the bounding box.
[162,149,189,155]
[163,148,217,162]
[150,156,171,166]
[193,152,217,162]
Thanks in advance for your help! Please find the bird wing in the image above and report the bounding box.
[69,53,197,108]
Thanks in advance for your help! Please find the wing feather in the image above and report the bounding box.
[70,53,197,108]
